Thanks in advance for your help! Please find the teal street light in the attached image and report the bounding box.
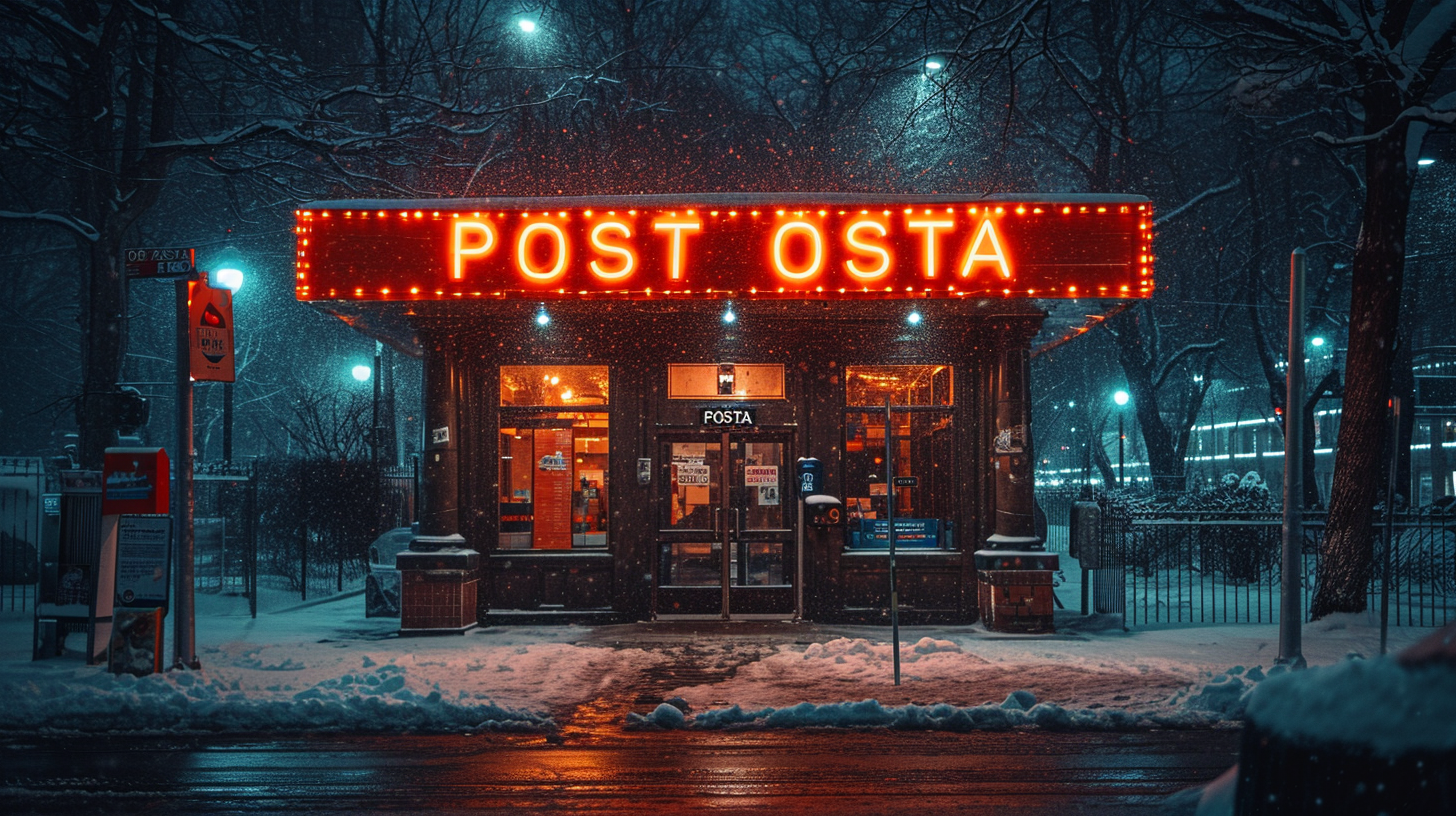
[213,267,244,292]
[352,364,372,382]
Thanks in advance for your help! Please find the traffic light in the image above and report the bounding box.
[112,387,150,432]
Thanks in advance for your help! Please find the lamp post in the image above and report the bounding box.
[351,363,375,464]
[213,267,243,462]
[1113,390,1130,487]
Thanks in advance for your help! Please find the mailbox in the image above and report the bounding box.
[796,457,824,497]
[805,495,843,527]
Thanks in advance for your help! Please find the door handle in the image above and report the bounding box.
[713,506,721,536]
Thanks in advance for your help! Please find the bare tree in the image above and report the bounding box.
[1207,0,1456,617]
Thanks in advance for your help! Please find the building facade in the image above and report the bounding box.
[298,194,1151,624]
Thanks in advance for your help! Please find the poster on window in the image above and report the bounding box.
[533,428,574,549]
[744,465,777,486]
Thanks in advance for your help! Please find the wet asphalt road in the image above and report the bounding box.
[0,727,1239,815]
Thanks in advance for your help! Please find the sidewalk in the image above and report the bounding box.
[0,588,1431,736]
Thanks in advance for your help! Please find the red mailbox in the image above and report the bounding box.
[102,448,169,516]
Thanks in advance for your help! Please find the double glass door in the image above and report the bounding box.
[656,432,794,618]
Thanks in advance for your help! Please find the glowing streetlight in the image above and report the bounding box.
[213,267,244,292]
[352,364,372,382]
[1310,336,1326,347]
[906,310,922,325]
[723,305,736,324]
[1418,158,1435,167]
[517,18,537,33]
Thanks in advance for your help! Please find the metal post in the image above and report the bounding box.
[1381,397,1400,656]
[1278,248,1306,669]
[222,381,234,462]
[1117,413,1125,488]
[173,279,197,669]
[886,397,900,686]
[372,341,382,469]
[795,496,804,621]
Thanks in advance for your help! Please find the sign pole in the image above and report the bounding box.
[1278,249,1306,669]
[174,278,197,669]
[886,397,900,686]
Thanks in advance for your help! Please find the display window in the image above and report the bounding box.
[499,364,610,550]
[843,366,956,550]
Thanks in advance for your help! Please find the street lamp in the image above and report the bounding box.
[1113,390,1130,487]
[214,267,243,462]
[352,364,372,382]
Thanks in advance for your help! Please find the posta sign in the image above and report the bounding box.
[296,194,1152,301]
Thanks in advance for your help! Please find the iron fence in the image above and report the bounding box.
[1083,506,1455,627]
[0,458,44,612]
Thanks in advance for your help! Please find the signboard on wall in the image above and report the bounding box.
[533,428,574,549]
[295,194,1152,302]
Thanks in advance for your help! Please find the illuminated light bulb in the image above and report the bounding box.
[723,306,736,324]
[907,311,922,326]
[518,19,536,33]
[536,309,551,326]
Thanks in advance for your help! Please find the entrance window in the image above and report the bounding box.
[844,366,955,550]
[499,364,610,550]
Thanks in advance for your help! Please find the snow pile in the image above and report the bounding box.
[0,662,549,734]
[1245,656,1456,757]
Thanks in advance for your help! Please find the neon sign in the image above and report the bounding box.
[296,195,1152,300]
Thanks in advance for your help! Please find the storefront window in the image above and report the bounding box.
[499,413,609,550]
[843,366,955,551]
[501,365,608,407]
[499,364,609,551]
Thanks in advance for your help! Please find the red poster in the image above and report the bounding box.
[533,429,574,549]
[103,447,170,516]
[188,277,235,383]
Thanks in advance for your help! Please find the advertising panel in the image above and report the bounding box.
[188,276,235,382]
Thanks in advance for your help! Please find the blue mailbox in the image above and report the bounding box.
[796,457,824,497]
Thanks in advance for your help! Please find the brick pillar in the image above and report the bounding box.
[418,338,460,539]
[977,344,1058,633]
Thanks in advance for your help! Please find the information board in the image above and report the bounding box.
[114,514,172,609]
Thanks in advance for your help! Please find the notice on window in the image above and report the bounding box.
[676,463,710,486]
[534,428,574,549]
[744,465,777,486]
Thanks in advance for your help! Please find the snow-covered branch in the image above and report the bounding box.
[0,209,98,241]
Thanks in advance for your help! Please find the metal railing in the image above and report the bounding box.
[1083,506,1455,627]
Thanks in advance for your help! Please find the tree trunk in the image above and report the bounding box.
[1311,126,1413,619]
[77,229,125,468]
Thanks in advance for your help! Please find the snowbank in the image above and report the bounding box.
[0,591,1436,736]
[1244,655,1456,756]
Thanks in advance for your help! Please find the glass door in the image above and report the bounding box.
[656,432,794,618]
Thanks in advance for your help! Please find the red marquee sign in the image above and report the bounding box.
[296,195,1152,301]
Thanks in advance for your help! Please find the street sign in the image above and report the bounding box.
[893,476,918,487]
[124,247,195,279]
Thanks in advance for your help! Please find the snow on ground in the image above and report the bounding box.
[0,584,1433,736]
